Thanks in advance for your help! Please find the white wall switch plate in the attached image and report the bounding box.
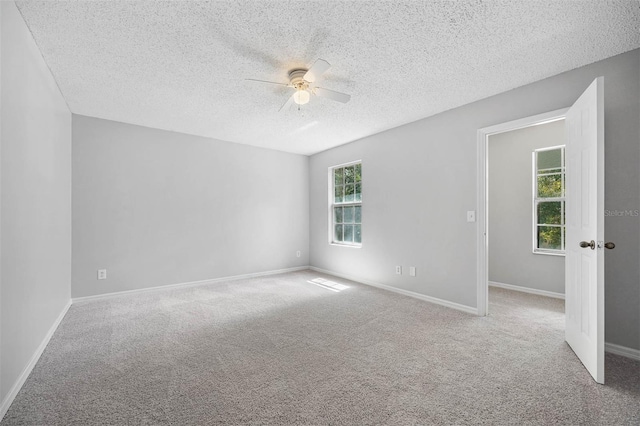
[395,266,402,275]
[296,250,301,258]
[97,269,107,280]
[467,210,476,222]
[409,266,416,277]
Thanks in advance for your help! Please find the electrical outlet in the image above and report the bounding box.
[409,266,416,277]
[97,269,107,280]
[296,250,301,258]
[395,266,402,275]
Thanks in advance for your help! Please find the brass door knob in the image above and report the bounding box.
[604,242,615,249]
[579,240,596,250]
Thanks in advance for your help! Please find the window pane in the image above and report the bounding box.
[538,226,562,250]
[344,225,354,242]
[345,184,355,202]
[334,185,344,203]
[334,207,343,224]
[334,168,344,186]
[538,202,562,225]
[344,166,355,184]
[330,162,362,246]
[334,225,343,242]
[344,206,355,223]
[537,149,561,171]
[537,174,562,198]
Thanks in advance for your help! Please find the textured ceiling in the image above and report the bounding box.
[15,1,640,155]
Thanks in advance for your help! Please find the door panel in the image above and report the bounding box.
[565,77,604,384]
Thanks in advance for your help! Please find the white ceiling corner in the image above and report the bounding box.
[15,0,640,155]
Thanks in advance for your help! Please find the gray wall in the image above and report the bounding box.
[1,1,71,403]
[309,49,640,351]
[488,121,565,294]
[72,116,309,298]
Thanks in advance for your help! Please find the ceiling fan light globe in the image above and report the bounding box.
[293,90,310,105]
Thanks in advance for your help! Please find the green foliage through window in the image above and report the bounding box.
[332,162,362,245]
[534,147,565,253]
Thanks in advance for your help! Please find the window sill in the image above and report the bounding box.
[533,250,565,257]
[330,242,362,249]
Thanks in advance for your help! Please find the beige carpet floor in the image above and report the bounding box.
[2,270,639,425]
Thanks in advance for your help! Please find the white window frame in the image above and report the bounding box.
[328,160,362,247]
[532,145,565,256]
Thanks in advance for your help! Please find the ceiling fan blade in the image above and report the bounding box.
[303,59,331,83]
[314,87,351,103]
[279,94,295,112]
[245,78,290,87]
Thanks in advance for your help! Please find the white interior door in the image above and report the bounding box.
[564,77,605,384]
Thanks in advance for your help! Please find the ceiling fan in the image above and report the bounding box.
[246,59,351,112]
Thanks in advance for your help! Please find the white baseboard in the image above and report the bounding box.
[489,281,565,300]
[309,266,478,315]
[72,266,310,303]
[0,300,72,421]
[605,342,640,361]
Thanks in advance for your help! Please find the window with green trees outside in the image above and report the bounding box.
[331,162,362,246]
[533,146,565,254]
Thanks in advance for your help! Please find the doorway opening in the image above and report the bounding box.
[476,108,568,316]
[488,119,567,308]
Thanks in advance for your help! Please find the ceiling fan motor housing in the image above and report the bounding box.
[288,69,310,91]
